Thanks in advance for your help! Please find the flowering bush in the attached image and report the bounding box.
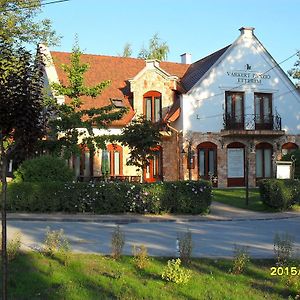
[7,180,211,214]
[161,258,191,284]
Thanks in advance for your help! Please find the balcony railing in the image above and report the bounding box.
[223,113,282,131]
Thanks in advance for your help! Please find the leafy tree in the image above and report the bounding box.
[47,42,128,158]
[288,51,300,87]
[119,42,132,57]
[119,116,161,182]
[0,0,59,46]
[0,42,45,299]
[0,2,58,298]
[138,33,169,61]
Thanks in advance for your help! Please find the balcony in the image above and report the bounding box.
[221,113,285,137]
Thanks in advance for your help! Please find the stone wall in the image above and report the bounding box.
[161,132,179,181]
[179,132,300,188]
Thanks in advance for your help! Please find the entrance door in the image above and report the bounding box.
[144,147,162,183]
[254,93,272,130]
[225,92,244,130]
[198,142,217,186]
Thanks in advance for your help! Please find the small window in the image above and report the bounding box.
[143,91,162,122]
[107,144,123,176]
[111,98,125,108]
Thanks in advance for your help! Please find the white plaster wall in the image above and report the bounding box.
[183,33,300,134]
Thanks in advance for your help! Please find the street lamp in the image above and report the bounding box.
[187,141,193,180]
[245,142,255,206]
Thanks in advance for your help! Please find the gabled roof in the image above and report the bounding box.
[50,52,190,126]
[181,45,231,91]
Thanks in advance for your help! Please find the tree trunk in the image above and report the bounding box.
[1,136,7,300]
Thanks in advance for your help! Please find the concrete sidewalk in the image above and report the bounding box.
[5,201,299,223]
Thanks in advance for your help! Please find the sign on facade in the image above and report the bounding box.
[276,161,293,179]
[227,148,244,178]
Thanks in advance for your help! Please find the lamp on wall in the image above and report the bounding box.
[249,142,255,154]
[220,139,225,149]
[181,140,194,180]
[276,142,281,151]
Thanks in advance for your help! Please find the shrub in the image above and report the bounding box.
[232,245,250,274]
[259,179,300,210]
[1,232,22,261]
[161,258,191,284]
[111,225,125,260]
[274,232,294,266]
[132,244,149,269]
[43,227,70,258]
[13,155,74,182]
[281,149,300,179]
[177,229,193,264]
[7,180,212,214]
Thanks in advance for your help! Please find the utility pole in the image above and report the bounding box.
[245,148,249,206]
[187,141,193,181]
[1,134,8,300]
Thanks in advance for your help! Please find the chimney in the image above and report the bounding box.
[239,27,255,37]
[180,53,192,64]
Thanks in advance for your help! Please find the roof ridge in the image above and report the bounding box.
[191,44,231,65]
[50,50,190,66]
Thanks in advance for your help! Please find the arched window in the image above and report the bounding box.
[107,144,123,176]
[197,142,217,183]
[282,142,298,155]
[143,91,162,122]
[256,142,273,179]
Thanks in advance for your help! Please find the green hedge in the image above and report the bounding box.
[7,180,212,214]
[13,155,74,183]
[259,179,300,210]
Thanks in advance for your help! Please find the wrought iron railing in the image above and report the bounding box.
[223,113,282,131]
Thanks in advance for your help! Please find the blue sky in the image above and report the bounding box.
[40,0,299,73]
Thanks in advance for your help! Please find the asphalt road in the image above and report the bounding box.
[7,217,300,258]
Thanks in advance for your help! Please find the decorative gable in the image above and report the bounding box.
[182,27,300,134]
[129,60,180,118]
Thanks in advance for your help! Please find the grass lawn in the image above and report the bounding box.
[212,188,300,212]
[6,252,299,300]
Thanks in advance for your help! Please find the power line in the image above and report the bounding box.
[0,0,69,12]
[192,50,300,120]
[195,86,300,120]
[194,50,299,104]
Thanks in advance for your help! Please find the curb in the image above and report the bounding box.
[6,214,299,224]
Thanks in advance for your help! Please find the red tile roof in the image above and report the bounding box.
[50,52,190,126]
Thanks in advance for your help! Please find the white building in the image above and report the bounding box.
[43,27,300,187]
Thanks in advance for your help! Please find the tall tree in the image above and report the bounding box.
[0,0,59,46]
[119,42,132,57]
[119,116,161,182]
[138,33,169,61]
[0,43,45,299]
[288,51,300,87]
[0,2,59,298]
[47,43,127,159]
